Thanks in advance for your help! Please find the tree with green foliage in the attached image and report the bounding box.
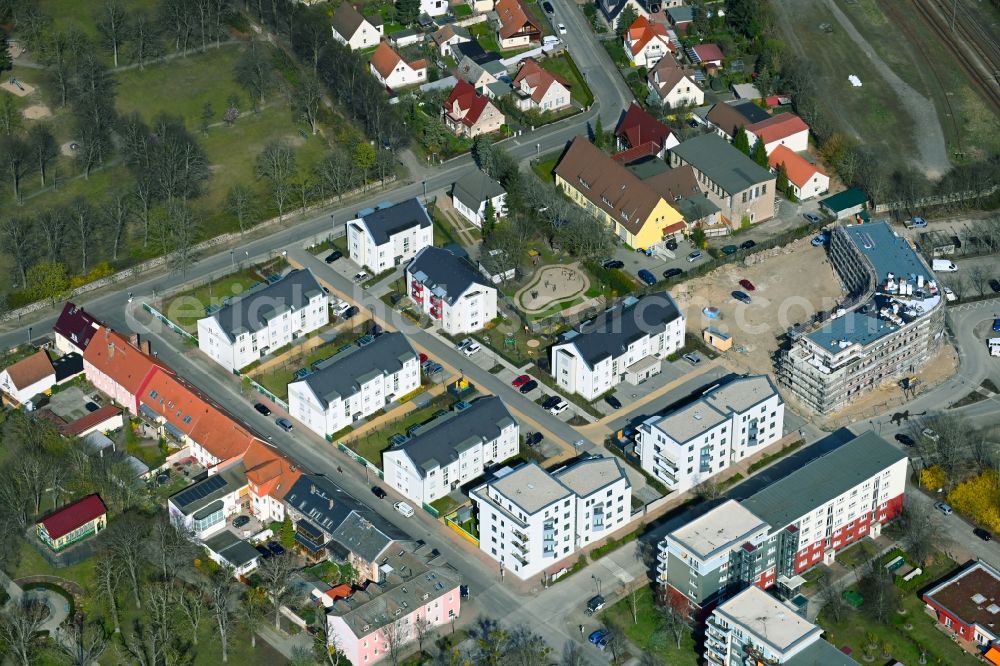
[396,0,420,25]
[775,161,789,193]
[750,137,768,167]
[353,142,377,186]
[280,515,295,548]
[0,36,11,74]
[690,227,707,249]
[593,115,606,150]
[483,198,496,237]
[733,128,751,155]
[616,6,638,38]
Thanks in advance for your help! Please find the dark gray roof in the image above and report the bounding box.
[331,3,369,39]
[209,269,324,341]
[670,133,774,195]
[675,194,721,221]
[170,463,246,516]
[203,530,261,567]
[558,293,683,367]
[741,432,906,531]
[785,640,861,666]
[296,333,417,406]
[357,198,431,245]
[452,169,505,211]
[329,509,409,562]
[407,246,490,305]
[391,397,515,476]
[732,101,770,124]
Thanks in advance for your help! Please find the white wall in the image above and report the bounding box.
[475,488,572,580]
[759,129,809,155]
[792,171,830,201]
[0,369,55,406]
[453,192,508,228]
[574,476,631,546]
[350,220,432,273]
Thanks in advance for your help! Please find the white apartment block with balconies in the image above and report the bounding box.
[406,246,497,335]
[471,457,631,580]
[637,375,784,493]
[347,198,433,274]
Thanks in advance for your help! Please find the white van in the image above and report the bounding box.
[932,259,957,272]
[394,501,415,518]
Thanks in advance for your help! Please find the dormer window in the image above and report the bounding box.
[578,177,590,189]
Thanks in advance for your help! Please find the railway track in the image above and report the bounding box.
[909,0,1000,116]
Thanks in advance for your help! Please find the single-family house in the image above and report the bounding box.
[0,350,55,409]
[704,100,769,141]
[62,404,125,438]
[452,169,508,227]
[36,494,108,552]
[768,146,829,200]
[553,136,686,250]
[288,332,420,439]
[455,56,500,91]
[421,0,449,16]
[53,302,103,354]
[623,16,675,68]
[370,42,427,90]
[331,4,383,51]
[203,531,262,577]
[407,246,498,334]
[347,197,433,273]
[383,396,518,505]
[690,43,724,68]
[615,102,678,158]
[646,54,703,107]
[495,0,541,49]
[669,133,776,225]
[443,80,506,137]
[197,269,329,372]
[432,24,472,57]
[512,58,571,111]
[746,112,810,154]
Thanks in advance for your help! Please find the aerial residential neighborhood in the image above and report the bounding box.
[0,0,996,665]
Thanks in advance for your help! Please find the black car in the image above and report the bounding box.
[519,379,539,394]
[740,240,756,250]
[525,432,544,446]
[85,401,100,412]
[602,259,625,270]
[974,527,993,541]
[268,542,285,556]
[371,486,388,500]
[665,238,678,251]
[324,251,343,263]
[542,395,561,409]
[460,585,470,599]
[894,433,915,447]
[253,403,272,416]
[342,305,360,319]
[605,395,622,410]
[990,279,1000,294]
[663,267,683,279]
[732,290,752,304]
[542,0,554,12]
[255,545,273,559]
[233,516,250,528]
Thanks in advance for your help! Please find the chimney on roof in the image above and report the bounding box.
[129,333,139,349]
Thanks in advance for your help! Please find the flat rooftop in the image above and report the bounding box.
[669,500,768,560]
[715,586,822,653]
[647,375,779,444]
[806,310,899,351]
[924,561,1000,632]
[842,221,931,284]
[489,463,572,515]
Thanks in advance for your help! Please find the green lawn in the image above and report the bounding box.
[454,4,473,18]
[541,53,594,107]
[40,0,159,41]
[602,586,698,665]
[13,539,98,589]
[162,268,266,333]
[253,323,370,400]
[531,150,562,182]
[469,22,502,53]
[602,40,631,70]
[347,394,457,465]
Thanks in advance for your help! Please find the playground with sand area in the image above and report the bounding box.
[514,263,594,318]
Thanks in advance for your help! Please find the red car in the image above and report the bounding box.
[739,279,756,291]
[511,374,531,388]
[419,353,428,364]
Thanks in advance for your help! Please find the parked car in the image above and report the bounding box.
[908,217,928,228]
[586,595,605,614]
[922,428,940,442]
[253,403,271,416]
[394,501,415,517]
[463,341,482,356]
[512,374,531,388]
[994,318,1000,332]
[602,259,625,269]
[739,278,755,291]
[371,486,388,499]
[605,395,622,410]
[973,527,993,541]
[810,233,829,247]
[233,516,250,528]
[352,271,369,282]
[331,300,352,316]
[519,379,539,394]
[732,290,752,304]
[804,212,822,224]
[549,400,569,416]
[663,268,683,279]
[943,287,957,302]
[255,545,273,559]
[894,433,915,447]
[934,501,953,516]
[989,279,1000,293]
[460,585,470,599]
[740,240,756,250]
[597,633,614,651]
[341,305,360,319]
[542,0,554,11]
[542,395,562,410]
[665,238,678,251]
[324,251,343,263]
[683,352,701,365]
[525,431,544,446]
[557,23,566,34]
[637,269,657,285]
[588,630,606,645]
[275,417,293,432]
[419,353,428,364]
[687,250,703,262]
[721,244,739,255]
[267,542,285,556]
[457,338,473,350]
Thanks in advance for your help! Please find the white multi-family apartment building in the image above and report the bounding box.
[347,198,433,273]
[658,432,907,613]
[705,586,860,666]
[406,246,498,335]
[288,333,420,440]
[637,375,784,493]
[551,293,685,400]
[197,269,328,372]
[472,456,631,580]
[383,396,518,505]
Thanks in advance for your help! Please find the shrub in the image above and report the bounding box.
[919,465,947,491]
[948,471,1000,531]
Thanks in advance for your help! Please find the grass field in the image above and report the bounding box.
[253,323,371,399]
[541,53,594,107]
[602,586,698,664]
[162,268,265,332]
[39,0,159,41]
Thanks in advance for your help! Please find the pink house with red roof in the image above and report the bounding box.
[443,80,505,137]
[37,494,107,551]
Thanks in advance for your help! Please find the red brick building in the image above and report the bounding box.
[923,560,1000,648]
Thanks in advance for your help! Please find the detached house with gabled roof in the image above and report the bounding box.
[615,102,678,159]
[769,145,829,201]
[0,350,55,410]
[383,396,518,505]
[331,3,383,51]
[553,136,686,250]
[747,112,810,155]
[646,54,704,108]
[406,246,498,334]
[550,293,685,400]
[494,0,541,49]
[432,24,471,57]
[347,198,433,273]
[53,302,103,354]
[369,42,426,90]
[451,169,508,227]
[288,332,420,440]
[197,269,329,372]
[704,100,770,141]
[623,16,675,68]
[36,494,108,552]
[512,58,571,112]
[443,80,506,138]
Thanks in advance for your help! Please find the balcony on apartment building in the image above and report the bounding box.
[511,527,529,542]
[511,537,529,554]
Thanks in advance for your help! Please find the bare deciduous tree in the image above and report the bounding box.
[95,553,124,633]
[0,598,48,666]
[27,123,59,188]
[654,594,691,649]
[177,586,206,645]
[257,141,297,220]
[208,568,237,663]
[0,216,32,286]
[60,617,110,666]
[241,587,268,649]
[236,40,273,108]
[226,184,254,235]
[380,611,409,666]
[817,573,847,623]
[898,507,945,566]
[97,0,128,68]
[412,613,432,654]
[561,640,586,666]
[294,75,323,135]
[0,135,30,203]
[103,513,149,609]
[258,553,296,630]
[68,199,97,272]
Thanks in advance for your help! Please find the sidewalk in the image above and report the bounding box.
[256,623,313,660]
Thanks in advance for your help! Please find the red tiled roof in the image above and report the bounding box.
[768,145,825,188]
[692,43,724,63]
[625,16,673,56]
[371,42,403,79]
[615,102,674,151]
[83,328,169,397]
[445,80,494,127]
[38,494,106,539]
[244,439,301,499]
[748,112,809,145]
[612,141,662,164]
[325,584,353,600]
[496,0,540,40]
[4,350,54,391]
[513,58,567,104]
[64,404,123,437]
[53,302,103,352]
